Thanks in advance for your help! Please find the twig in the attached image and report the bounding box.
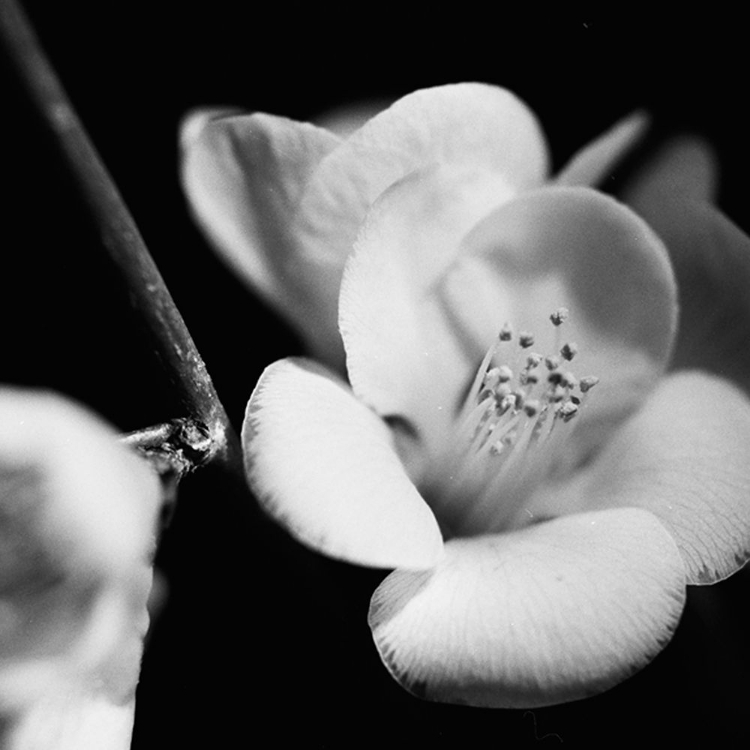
[0,0,240,468]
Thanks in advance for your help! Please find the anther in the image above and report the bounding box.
[549,386,566,402]
[523,399,540,417]
[499,323,513,341]
[560,371,578,389]
[580,375,600,393]
[559,401,579,422]
[483,368,501,389]
[519,332,535,348]
[491,383,512,404]
[550,307,569,326]
[499,394,517,412]
[560,342,578,361]
[525,353,542,369]
[495,365,513,383]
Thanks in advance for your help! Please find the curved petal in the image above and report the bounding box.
[544,372,750,584]
[299,82,548,260]
[653,204,750,393]
[243,358,444,569]
[556,111,650,187]
[180,110,346,365]
[0,389,160,747]
[343,181,677,463]
[369,507,685,708]
[340,165,517,456]
[621,140,750,394]
[294,84,548,354]
[451,186,677,451]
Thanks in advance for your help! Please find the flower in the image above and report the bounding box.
[181,83,750,707]
[0,388,161,748]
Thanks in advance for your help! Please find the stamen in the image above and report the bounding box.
[447,307,599,536]
[550,307,569,326]
[525,353,542,369]
[560,371,578,389]
[495,365,513,383]
[560,342,578,361]
[559,401,579,422]
[580,375,600,393]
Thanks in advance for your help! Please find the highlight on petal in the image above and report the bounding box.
[243,358,444,569]
[369,508,685,708]
[180,109,346,364]
[340,165,517,449]
[556,110,650,188]
[566,371,750,584]
[0,388,161,747]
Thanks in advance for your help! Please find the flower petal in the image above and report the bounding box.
[623,134,719,204]
[343,180,677,460]
[446,186,677,458]
[180,110,346,364]
[369,508,685,708]
[243,358,444,569]
[340,165,517,454]
[544,372,750,584]
[0,389,160,747]
[8,692,135,750]
[297,84,547,354]
[300,84,548,242]
[655,204,750,392]
[621,139,750,393]
[556,111,650,187]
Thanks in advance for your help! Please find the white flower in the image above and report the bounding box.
[182,83,750,707]
[0,389,160,748]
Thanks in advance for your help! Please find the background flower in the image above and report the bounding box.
[0,389,161,749]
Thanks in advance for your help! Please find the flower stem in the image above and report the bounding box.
[0,0,240,468]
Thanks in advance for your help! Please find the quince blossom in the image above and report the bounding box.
[0,389,160,748]
[181,83,750,706]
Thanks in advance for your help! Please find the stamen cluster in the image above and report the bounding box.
[448,308,599,532]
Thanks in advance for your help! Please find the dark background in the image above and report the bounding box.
[3,5,750,747]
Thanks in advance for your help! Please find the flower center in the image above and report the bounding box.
[432,308,599,537]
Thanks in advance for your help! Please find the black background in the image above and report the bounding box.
[3,5,750,747]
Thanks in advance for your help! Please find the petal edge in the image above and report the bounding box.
[369,508,685,708]
[243,359,444,569]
